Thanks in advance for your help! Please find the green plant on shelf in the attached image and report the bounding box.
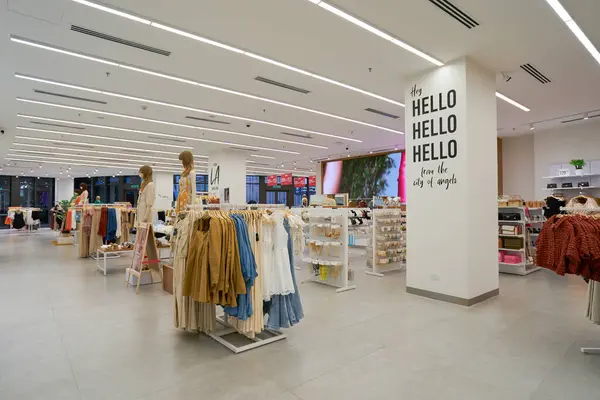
[569,159,586,169]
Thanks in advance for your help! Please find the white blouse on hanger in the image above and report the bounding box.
[137,182,155,224]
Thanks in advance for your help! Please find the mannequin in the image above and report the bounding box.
[79,183,89,205]
[176,150,196,213]
[137,165,155,225]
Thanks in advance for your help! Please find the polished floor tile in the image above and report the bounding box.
[1,230,599,399]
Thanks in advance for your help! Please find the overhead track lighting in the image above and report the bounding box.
[10,149,183,167]
[545,0,600,67]
[11,37,402,135]
[6,157,181,173]
[16,74,362,143]
[17,113,328,150]
[529,123,535,131]
[15,110,300,155]
[71,0,404,107]
[584,112,590,120]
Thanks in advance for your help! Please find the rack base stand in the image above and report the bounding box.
[581,347,600,354]
[207,315,287,354]
[335,285,357,293]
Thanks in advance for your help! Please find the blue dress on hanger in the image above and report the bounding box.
[265,217,304,330]
[223,215,258,320]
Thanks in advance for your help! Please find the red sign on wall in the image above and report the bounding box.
[294,177,306,188]
[280,173,293,186]
[267,175,278,187]
[308,175,317,187]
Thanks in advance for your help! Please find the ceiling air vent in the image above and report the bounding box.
[34,89,107,104]
[520,63,551,84]
[280,131,312,139]
[254,76,310,94]
[31,121,85,130]
[71,25,171,56]
[185,116,230,125]
[429,0,479,29]
[365,108,400,119]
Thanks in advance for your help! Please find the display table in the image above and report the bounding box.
[95,248,134,276]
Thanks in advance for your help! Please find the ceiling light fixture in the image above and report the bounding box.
[545,0,600,67]
[10,149,183,167]
[16,105,300,155]
[11,38,403,135]
[250,154,276,160]
[13,143,209,165]
[16,74,362,142]
[6,156,186,174]
[71,0,404,107]
[529,123,535,131]
[495,92,530,112]
[307,0,443,67]
[16,125,192,150]
[7,153,186,171]
[584,112,590,120]
[18,113,328,150]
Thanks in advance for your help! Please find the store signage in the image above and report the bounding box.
[210,163,220,192]
[281,173,293,186]
[294,177,306,188]
[409,83,458,191]
[267,175,277,187]
[308,175,317,187]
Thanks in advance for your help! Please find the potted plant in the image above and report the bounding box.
[569,159,586,176]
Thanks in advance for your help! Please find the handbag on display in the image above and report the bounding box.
[561,183,573,188]
[578,182,590,187]
[500,213,521,221]
[547,183,557,189]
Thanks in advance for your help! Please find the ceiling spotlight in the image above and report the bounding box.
[29,169,33,173]
[38,164,42,169]
[369,151,373,154]
[45,173,48,176]
[294,167,297,170]
[584,112,590,120]
[57,178,60,181]
[37,177,40,179]
[347,154,350,157]
[68,174,71,178]
[60,171,63,175]
[529,123,535,131]
[394,147,398,151]
[20,171,24,175]
[112,175,115,177]
[327,156,331,160]
[119,170,122,174]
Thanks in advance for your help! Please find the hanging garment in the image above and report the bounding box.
[106,208,117,243]
[176,170,196,214]
[31,210,40,222]
[587,280,600,325]
[115,209,122,240]
[543,196,566,219]
[12,212,26,229]
[223,215,258,321]
[265,216,304,330]
[98,207,108,237]
[79,208,94,258]
[137,182,155,225]
[157,210,166,222]
[173,213,216,332]
[262,212,295,301]
[89,208,103,254]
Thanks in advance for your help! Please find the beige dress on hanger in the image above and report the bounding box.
[137,182,155,225]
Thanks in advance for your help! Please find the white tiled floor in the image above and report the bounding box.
[1,230,600,399]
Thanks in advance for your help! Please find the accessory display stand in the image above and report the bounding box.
[303,208,355,293]
[366,208,406,277]
[498,206,541,276]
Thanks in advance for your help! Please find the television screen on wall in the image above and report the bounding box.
[322,151,406,202]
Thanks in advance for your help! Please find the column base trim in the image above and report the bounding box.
[406,286,499,307]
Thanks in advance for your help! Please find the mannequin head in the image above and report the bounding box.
[139,165,153,191]
[179,151,194,177]
[80,183,88,192]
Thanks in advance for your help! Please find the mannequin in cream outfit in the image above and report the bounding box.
[137,165,155,225]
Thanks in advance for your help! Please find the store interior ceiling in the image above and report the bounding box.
[1,0,599,178]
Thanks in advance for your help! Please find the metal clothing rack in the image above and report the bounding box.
[7,207,41,236]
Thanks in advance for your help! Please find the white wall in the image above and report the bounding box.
[533,119,600,200]
[501,135,535,200]
[153,172,174,209]
[55,178,73,202]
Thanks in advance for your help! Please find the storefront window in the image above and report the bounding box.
[0,176,11,229]
[246,175,259,203]
[197,174,208,193]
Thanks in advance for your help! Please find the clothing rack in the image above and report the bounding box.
[560,207,600,214]
[6,207,41,235]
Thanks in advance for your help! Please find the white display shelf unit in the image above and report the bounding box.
[303,208,355,293]
[347,208,372,248]
[542,160,600,193]
[365,208,406,277]
[498,206,541,276]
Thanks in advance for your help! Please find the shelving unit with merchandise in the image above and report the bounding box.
[498,206,541,276]
[347,208,371,248]
[542,160,600,194]
[303,208,355,293]
[366,208,406,277]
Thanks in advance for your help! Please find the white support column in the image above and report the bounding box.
[405,57,499,306]
[208,150,246,204]
[153,172,174,209]
[55,178,73,202]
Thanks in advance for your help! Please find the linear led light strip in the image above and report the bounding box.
[10,148,183,167]
[16,110,300,155]
[17,101,300,154]
[5,156,184,173]
[17,113,328,150]
[545,0,600,66]
[306,2,530,112]
[248,165,310,174]
[247,169,313,177]
[16,125,192,150]
[6,153,184,171]
[251,154,276,160]
[16,74,361,143]
[71,0,403,107]
[11,37,402,135]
